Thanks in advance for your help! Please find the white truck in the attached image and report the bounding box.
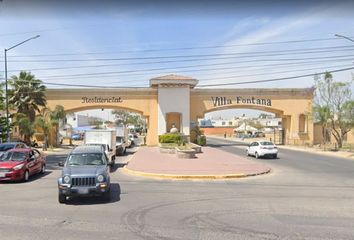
[84,130,116,165]
[116,126,128,156]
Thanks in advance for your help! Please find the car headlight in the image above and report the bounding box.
[13,163,25,170]
[97,174,104,182]
[63,175,70,184]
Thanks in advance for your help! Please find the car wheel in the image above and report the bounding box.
[255,152,259,159]
[40,164,46,174]
[273,154,277,159]
[103,188,111,202]
[124,148,126,154]
[58,193,66,204]
[23,170,29,182]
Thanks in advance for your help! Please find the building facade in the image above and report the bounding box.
[45,74,315,146]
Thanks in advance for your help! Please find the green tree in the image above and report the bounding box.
[313,105,331,148]
[314,72,354,148]
[13,113,34,145]
[0,83,9,142]
[9,71,46,122]
[112,110,143,126]
[35,105,65,150]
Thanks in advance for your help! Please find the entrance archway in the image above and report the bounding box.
[45,88,158,145]
[42,74,315,146]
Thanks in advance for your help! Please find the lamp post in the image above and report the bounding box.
[4,35,40,141]
[334,34,354,43]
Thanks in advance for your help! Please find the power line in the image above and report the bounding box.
[3,65,353,89]
[2,36,354,56]
[3,44,354,59]
[3,57,353,83]
[199,64,354,82]
[32,55,354,79]
[9,68,354,88]
[198,67,354,87]
[5,46,354,73]
[3,49,354,63]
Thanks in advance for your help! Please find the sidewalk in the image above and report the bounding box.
[210,135,354,160]
[124,146,271,180]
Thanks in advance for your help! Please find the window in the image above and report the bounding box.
[299,114,307,133]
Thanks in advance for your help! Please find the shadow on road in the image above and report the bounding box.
[110,163,127,172]
[0,171,52,184]
[46,154,68,170]
[207,142,248,148]
[64,183,121,205]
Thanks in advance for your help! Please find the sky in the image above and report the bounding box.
[0,0,353,119]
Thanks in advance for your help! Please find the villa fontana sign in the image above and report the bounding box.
[212,96,272,107]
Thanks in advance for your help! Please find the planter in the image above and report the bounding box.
[190,143,202,153]
[158,143,176,154]
[175,148,196,159]
[159,147,176,154]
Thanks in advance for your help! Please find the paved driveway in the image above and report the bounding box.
[1,142,354,240]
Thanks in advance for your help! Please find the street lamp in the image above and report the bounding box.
[4,35,40,141]
[334,34,354,43]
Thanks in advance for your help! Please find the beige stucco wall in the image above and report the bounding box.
[157,86,190,135]
[314,123,354,145]
[44,86,315,146]
[45,88,159,146]
[190,88,314,145]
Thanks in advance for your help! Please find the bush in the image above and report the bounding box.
[190,125,204,144]
[159,133,183,144]
[197,135,206,146]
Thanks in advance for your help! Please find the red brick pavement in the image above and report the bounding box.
[125,146,271,178]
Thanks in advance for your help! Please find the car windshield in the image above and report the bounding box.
[0,151,27,161]
[0,144,15,152]
[260,142,274,146]
[86,144,105,151]
[66,153,106,166]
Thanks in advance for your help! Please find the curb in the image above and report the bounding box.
[122,166,271,180]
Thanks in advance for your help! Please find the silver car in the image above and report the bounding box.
[57,145,111,204]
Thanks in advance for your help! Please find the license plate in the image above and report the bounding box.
[0,173,6,178]
[78,188,89,194]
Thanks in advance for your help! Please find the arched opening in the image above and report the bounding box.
[36,106,148,148]
[197,106,286,145]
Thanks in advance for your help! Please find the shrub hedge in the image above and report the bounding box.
[197,135,206,146]
[159,133,183,143]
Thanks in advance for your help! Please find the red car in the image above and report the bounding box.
[0,148,46,182]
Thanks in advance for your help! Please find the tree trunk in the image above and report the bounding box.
[24,134,31,146]
[42,135,48,151]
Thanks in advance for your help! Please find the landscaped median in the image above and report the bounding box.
[123,146,271,180]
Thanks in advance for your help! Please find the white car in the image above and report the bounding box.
[246,141,278,159]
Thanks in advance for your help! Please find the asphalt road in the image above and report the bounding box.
[1,139,354,240]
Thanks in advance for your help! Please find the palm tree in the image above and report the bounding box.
[9,71,46,122]
[35,105,65,149]
[13,113,34,145]
[50,105,65,146]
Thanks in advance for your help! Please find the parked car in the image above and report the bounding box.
[57,145,111,204]
[0,148,46,182]
[71,133,82,140]
[127,134,135,147]
[246,141,278,159]
[115,136,126,156]
[0,142,28,156]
